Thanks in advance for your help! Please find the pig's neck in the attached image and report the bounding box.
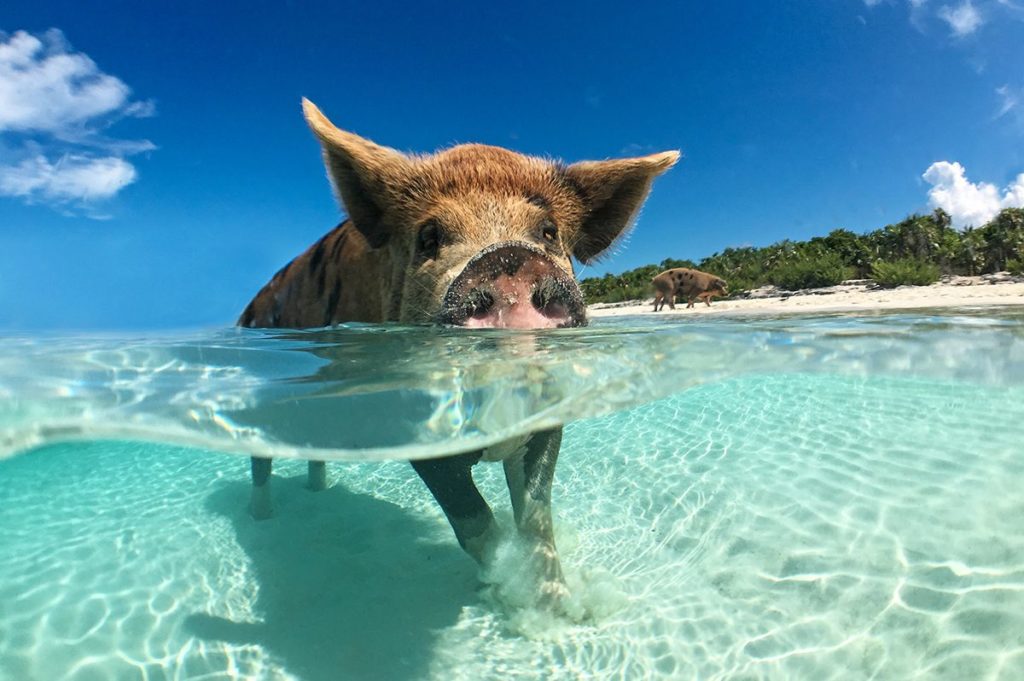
[238,220,394,329]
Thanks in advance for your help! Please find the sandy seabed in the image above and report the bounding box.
[588,275,1024,318]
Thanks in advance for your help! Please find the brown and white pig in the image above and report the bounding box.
[652,267,727,311]
[238,98,678,606]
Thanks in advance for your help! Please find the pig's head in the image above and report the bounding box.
[303,98,679,329]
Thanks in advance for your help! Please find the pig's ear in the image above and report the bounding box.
[563,151,679,263]
[303,98,410,248]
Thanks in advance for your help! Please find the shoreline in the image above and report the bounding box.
[587,275,1024,318]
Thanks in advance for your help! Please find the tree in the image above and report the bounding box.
[980,208,1024,272]
[958,227,985,276]
[818,229,871,277]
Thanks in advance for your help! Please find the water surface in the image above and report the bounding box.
[1,311,1022,679]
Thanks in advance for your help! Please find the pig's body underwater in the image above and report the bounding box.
[239,98,678,608]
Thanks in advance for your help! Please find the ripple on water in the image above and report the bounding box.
[0,372,1022,679]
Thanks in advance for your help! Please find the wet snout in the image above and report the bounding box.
[438,243,586,328]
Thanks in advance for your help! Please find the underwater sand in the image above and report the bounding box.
[1,312,1022,680]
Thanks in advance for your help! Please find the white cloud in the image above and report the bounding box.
[0,154,137,202]
[1002,173,1024,207]
[922,161,1024,228]
[938,0,984,36]
[0,30,126,133]
[123,99,157,119]
[995,84,1020,118]
[865,0,1024,38]
[0,29,153,213]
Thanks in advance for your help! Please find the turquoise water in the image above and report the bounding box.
[1,311,1023,679]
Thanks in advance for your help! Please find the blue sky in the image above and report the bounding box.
[1,1,1023,330]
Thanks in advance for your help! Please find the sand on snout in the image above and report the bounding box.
[587,276,1024,318]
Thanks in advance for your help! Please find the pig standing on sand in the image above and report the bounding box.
[652,267,728,311]
[238,99,678,609]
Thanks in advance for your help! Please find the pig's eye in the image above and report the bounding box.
[540,219,558,243]
[417,220,441,259]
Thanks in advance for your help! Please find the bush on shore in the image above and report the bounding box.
[770,253,849,291]
[870,259,941,288]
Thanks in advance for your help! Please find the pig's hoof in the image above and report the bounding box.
[536,578,572,612]
[250,485,272,520]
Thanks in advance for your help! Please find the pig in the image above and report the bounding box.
[652,267,727,311]
[238,98,678,607]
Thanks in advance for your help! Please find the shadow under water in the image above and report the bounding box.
[186,475,477,681]
[4,312,1024,679]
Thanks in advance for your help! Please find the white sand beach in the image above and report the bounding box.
[588,274,1024,318]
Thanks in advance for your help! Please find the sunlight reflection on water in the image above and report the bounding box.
[1,309,1022,462]
[0,310,1023,679]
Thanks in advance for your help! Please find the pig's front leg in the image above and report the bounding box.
[503,428,569,605]
[411,451,497,563]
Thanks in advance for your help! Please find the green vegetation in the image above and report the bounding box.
[1008,258,1024,276]
[770,253,848,291]
[580,258,695,303]
[580,207,1024,303]
[871,259,941,288]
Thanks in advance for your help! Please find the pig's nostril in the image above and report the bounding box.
[465,289,494,319]
[531,287,548,311]
[531,280,569,318]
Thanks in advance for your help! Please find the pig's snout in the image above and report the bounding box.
[438,243,586,329]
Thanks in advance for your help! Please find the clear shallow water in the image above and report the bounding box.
[3,312,1023,462]
[1,311,1023,680]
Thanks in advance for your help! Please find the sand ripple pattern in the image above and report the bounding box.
[1,370,1021,679]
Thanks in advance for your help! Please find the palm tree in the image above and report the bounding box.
[959,227,986,276]
[981,208,1024,272]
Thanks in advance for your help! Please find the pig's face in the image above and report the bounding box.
[303,99,678,328]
